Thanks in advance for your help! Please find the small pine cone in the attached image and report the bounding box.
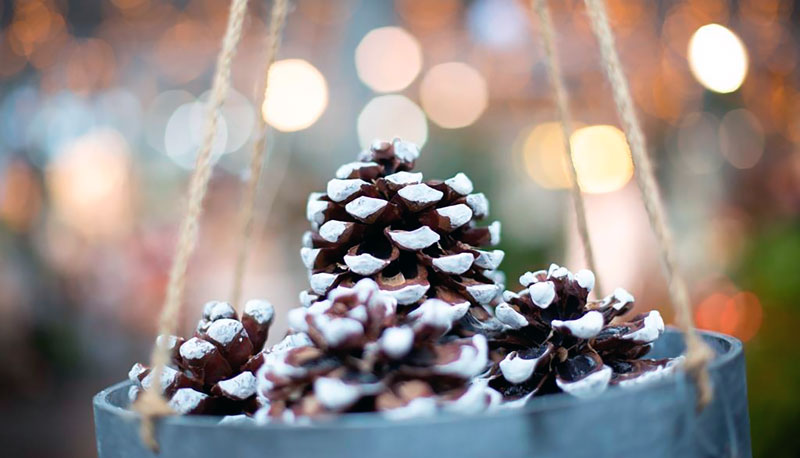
[256,279,499,423]
[486,264,683,404]
[128,299,275,416]
[301,139,504,315]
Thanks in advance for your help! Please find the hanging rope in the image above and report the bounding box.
[230,0,290,309]
[582,0,713,408]
[532,0,602,296]
[133,0,251,450]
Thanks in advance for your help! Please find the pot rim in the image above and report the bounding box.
[94,328,742,430]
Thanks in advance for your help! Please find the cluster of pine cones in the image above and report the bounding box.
[129,139,682,422]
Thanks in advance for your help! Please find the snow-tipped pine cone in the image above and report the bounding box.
[301,138,504,313]
[128,299,275,416]
[255,279,499,422]
[487,264,683,403]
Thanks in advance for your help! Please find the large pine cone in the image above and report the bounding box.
[301,138,504,313]
[486,264,683,404]
[128,299,275,416]
[255,279,499,422]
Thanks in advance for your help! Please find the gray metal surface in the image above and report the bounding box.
[93,329,751,458]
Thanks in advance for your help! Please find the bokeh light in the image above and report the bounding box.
[419,62,488,129]
[695,291,763,342]
[164,100,228,169]
[719,109,765,169]
[518,122,572,190]
[0,160,42,233]
[519,124,633,194]
[46,129,133,239]
[355,27,422,93]
[357,95,427,148]
[688,24,749,93]
[676,112,723,174]
[263,59,328,132]
[571,125,634,194]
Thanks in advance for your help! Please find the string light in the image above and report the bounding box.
[355,27,422,93]
[688,24,749,93]
[357,95,428,148]
[263,59,328,132]
[419,62,488,129]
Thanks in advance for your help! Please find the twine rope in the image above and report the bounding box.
[583,0,713,408]
[230,0,290,309]
[532,0,602,296]
[133,0,251,450]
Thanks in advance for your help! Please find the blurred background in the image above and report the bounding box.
[0,0,797,456]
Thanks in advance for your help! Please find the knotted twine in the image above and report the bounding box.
[133,0,262,450]
[230,0,290,309]
[532,0,602,296]
[582,0,713,408]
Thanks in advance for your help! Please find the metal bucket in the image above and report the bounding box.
[93,329,751,458]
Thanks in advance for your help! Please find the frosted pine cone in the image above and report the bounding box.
[128,299,275,416]
[255,279,498,422]
[301,138,504,313]
[487,264,683,404]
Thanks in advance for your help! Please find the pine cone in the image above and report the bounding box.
[301,138,504,313]
[487,264,683,404]
[255,279,499,423]
[128,299,275,416]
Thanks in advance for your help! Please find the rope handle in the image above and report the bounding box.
[582,0,714,408]
[532,0,602,296]
[230,0,290,309]
[133,0,252,450]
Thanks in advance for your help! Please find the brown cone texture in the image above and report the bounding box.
[128,299,275,416]
[255,279,498,422]
[485,264,683,403]
[302,139,504,314]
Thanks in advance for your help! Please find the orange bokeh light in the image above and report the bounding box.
[695,291,763,342]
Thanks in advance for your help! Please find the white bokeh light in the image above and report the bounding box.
[688,24,748,94]
[357,95,428,148]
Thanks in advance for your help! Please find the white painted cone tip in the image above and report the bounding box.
[384,171,423,186]
[379,326,415,359]
[489,221,501,245]
[327,178,368,202]
[551,310,604,339]
[445,172,474,195]
[623,310,665,343]
[474,249,504,270]
[313,377,363,411]
[217,371,257,400]
[387,226,440,250]
[499,352,538,384]
[386,283,429,305]
[335,161,378,179]
[528,281,556,308]
[310,272,338,294]
[467,283,500,304]
[345,196,388,220]
[306,198,328,224]
[556,365,612,398]
[300,247,320,269]
[519,269,546,286]
[437,204,473,230]
[575,269,595,292]
[466,193,489,217]
[319,220,350,243]
[432,252,474,274]
[397,183,443,206]
[392,139,421,161]
[301,231,313,248]
[495,303,528,329]
[344,253,390,275]
[244,299,275,324]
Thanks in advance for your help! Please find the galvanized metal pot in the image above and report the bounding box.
[93,329,751,458]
